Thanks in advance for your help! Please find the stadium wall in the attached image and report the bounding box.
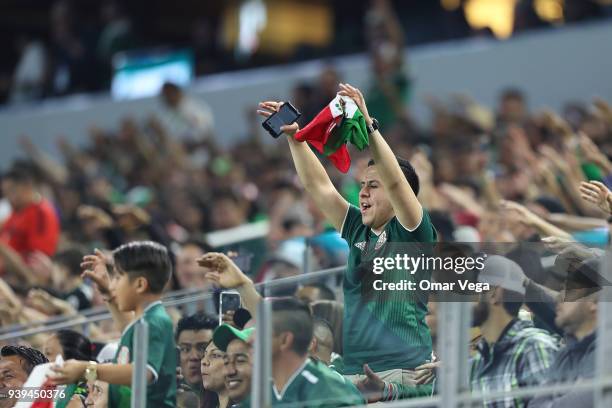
[0,20,611,166]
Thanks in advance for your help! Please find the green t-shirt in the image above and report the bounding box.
[109,301,177,408]
[272,358,365,407]
[341,205,436,374]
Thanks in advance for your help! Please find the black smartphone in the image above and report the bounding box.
[262,102,301,138]
[219,291,242,325]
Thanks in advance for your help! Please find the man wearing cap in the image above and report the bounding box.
[470,256,559,408]
[213,324,255,407]
[0,345,49,408]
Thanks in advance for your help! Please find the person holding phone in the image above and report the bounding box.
[256,83,437,388]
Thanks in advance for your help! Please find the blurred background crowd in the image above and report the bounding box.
[2,0,612,104]
[1,0,612,407]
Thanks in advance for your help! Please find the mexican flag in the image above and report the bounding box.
[295,95,369,173]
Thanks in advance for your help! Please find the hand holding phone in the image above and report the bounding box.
[219,291,241,326]
[260,102,301,138]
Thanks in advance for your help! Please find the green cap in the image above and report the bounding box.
[213,324,255,352]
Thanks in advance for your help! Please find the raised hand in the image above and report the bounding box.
[49,360,87,385]
[356,364,385,403]
[81,249,112,297]
[337,83,371,123]
[257,101,300,136]
[197,252,251,289]
[579,133,612,173]
[579,181,612,214]
[112,204,151,231]
[77,205,114,231]
[414,361,440,385]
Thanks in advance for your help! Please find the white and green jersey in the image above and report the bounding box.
[109,301,177,408]
[272,358,365,408]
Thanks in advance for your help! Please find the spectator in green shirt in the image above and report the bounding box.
[212,325,254,407]
[50,241,177,408]
[256,83,437,386]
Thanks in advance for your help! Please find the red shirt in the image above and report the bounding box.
[0,199,60,258]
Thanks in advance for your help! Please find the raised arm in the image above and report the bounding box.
[337,84,422,229]
[198,252,261,317]
[81,249,134,332]
[0,243,40,287]
[257,101,349,231]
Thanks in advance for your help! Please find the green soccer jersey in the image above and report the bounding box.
[341,205,437,374]
[272,358,365,407]
[108,301,177,408]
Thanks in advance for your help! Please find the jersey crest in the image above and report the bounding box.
[374,231,387,250]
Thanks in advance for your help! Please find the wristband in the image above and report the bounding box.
[381,381,389,401]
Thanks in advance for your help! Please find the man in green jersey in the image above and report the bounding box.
[256,83,437,385]
[50,241,177,408]
[212,297,365,408]
[213,325,255,406]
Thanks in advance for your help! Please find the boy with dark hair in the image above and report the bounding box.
[175,312,218,393]
[50,241,177,408]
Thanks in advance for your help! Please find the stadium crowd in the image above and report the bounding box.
[1,2,612,408]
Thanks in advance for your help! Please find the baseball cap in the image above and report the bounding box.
[213,324,255,352]
[478,255,526,295]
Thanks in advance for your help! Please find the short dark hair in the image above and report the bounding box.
[367,157,420,196]
[271,297,313,356]
[176,312,218,341]
[3,160,42,185]
[54,329,93,361]
[112,241,172,294]
[1,345,48,374]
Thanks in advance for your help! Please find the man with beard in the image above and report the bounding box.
[470,256,559,408]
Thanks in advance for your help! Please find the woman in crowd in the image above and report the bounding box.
[200,341,231,408]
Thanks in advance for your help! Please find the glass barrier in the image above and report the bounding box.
[2,241,611,407]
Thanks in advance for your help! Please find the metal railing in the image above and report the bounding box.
[0,266,346,342]
[4,256,612,408]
